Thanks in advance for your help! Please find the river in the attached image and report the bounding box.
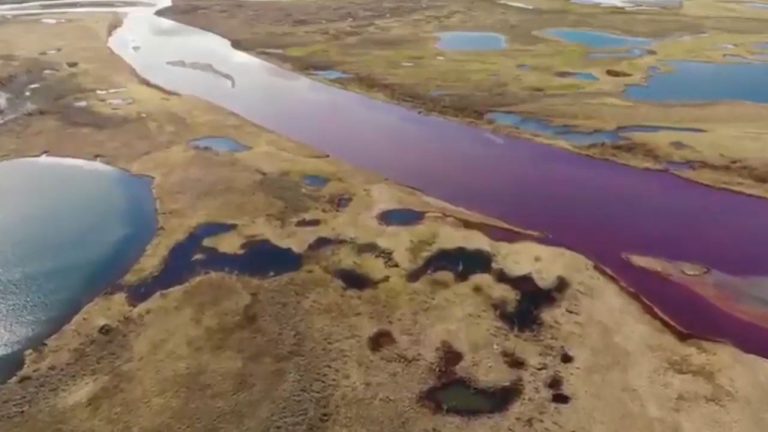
[4,0,768,358]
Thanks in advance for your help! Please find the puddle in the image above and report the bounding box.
[307,236,346,251]
[333,195,353,210]
[486,112,703,146]
[625,61,768,104]
[127,223,301,303]
[311,70,352,80]
[0,156,156,382]
[501,351,526,369]
[746,2,768,9]
[551,392,572,404]
[377,208,425,226]
[436,32,507,52]
[368,329,396,352]
[294,218,322,227]
[421,378,523,416]
[407,248,493,282]
[189,136,249,153]
[333,268,377,290]
[111,10,768,358]
[302,174,329,189]
[0,91,36,125]
[492,271,569,332]
[555,71,599,81]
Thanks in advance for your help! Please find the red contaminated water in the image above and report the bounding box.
[113,13,768,357]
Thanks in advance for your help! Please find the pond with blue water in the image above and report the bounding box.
[303,174,330,188]
[543,28,652,49]
[311,70,352,80]
[0,156,156,381]
[377,208,425,226]
[625,61,768,104]
[543,28,653,59]
[486,112,703,146]
[189,136,249,153]
[436,32,507,51]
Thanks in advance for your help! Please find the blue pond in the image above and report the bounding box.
[311,70,352,80]
[436,32,508,52]
[543,28,652,50]
[625,61,768,104]
[303,174,330,189]
[189,136,249,153]
[0,157,156,381]
[126,223,302,304]
[377,208,426,226]
[557,71,599,81]
[544,28,653,59]
[486,112,703,146]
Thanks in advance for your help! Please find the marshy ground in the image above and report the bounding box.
[161,0,768,197]
[0,5,767,432]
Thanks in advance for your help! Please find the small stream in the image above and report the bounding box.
[4,1,768,358]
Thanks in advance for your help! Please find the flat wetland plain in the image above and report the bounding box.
[0,1,767,431]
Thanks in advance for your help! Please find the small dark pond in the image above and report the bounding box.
[377,208,425,226]
[189,136,249,153]
[126,222,302,304]
[492,271,569,332]
[407,248,493,282]
[333,268,377,290]
[421,378,523,416]
[303,174,330,189]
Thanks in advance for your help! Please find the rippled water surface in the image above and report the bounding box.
[0,157,156,380]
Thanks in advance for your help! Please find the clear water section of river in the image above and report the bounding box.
[109,9,768,356]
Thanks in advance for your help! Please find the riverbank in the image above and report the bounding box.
[159,0,768,198]
[0,8,767,432]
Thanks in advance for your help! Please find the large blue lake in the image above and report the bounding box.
[0,157,156,381]
[625,61,768,104]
